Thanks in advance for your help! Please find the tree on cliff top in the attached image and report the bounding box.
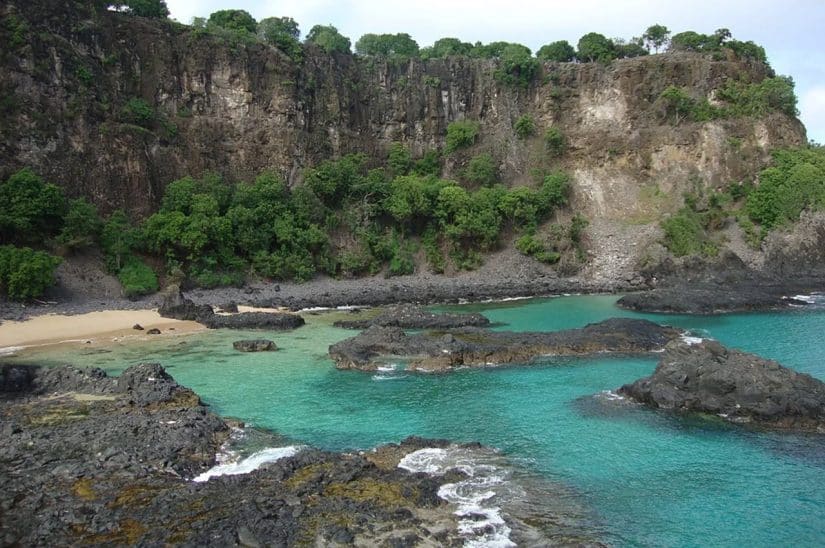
[577,32,616,62]
[355,33,419,58]
[208,10,257,34]
[108,1,169,18]
[258,17,302,59]
[537,40,576,62]
[306,24,351,54]
[642,24,670,53]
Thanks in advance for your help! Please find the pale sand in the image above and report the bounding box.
[0,310,205,349]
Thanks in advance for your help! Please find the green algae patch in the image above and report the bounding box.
[285,462,335,490]
[324,477,415,508]
[72,478,97,501]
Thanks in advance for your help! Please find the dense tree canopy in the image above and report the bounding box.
[306,24,351,54]
[207,9,257,34]
[420,37,474,59]
[355,33,419,57]
[258,16,302,58]
[537,40,576,62]
[109,0,169,18]
[577,32,615,62]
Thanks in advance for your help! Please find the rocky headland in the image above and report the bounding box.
[0,362,491,546]
[329,318,682,372]
[619,340,825,432]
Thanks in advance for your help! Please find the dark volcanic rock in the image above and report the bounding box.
[616,287,788,314]
[158,287,304,330]
[205,312,304,330]
[334,304,490,329]
[329,318,682,372]
[158,286,214,322]
[0,364,478,547]
[147,327,161,334]
[233,339,277,352]
[619,340,825,432]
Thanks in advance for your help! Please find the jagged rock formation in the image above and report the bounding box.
[619,340,825,432]
[0,363,477,546]
[158,286,305,329]
[333,304,490,329]
[329,318,682,372]
[233,339,277,352]
[0,1,804,224]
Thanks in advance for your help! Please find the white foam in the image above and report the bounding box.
[681,335,705,346]
[398,447,515,547]
[372,374,408,381]
[598,390,626,402]
[790,294,816,304]
[376,363,399,372]
[0,346,24,356]
[193,445,302,482]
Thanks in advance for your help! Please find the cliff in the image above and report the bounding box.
[1,1,805,222]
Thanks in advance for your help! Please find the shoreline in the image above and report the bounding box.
[0,309,205,351]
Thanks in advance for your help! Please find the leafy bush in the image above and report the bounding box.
[577,33,615,62]
[544,127,565,156]
[746,147,825,228]
[661,210,707,257]
[495,44,539,88]
[514,115,535,139]
[387,143,413,176]
[58,198,101,250]
[101,211,141,272]
[413,150,442,176]
[121,98,154,127]
[716,76,798,117]
[0,245,61,300]
[0,168,66,244]
[117,0,169,18]
[258,16,302,60]
[117,258,158,297]
[355,33,419,58]
[463,153,497,186]
[445,120,480,154]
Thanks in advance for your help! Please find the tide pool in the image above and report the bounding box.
[7,295,825,546]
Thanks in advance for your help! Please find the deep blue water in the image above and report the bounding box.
[9,295,825,546]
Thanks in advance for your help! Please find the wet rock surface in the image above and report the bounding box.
[0,364,476,546]
[619,340,825,432]
[616,286,791,314]
[233,339,277,352]
[158,287,304,331]
[329,318,682,372]
[333,304,490,329]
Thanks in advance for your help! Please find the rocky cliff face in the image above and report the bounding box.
[0,1,806,226]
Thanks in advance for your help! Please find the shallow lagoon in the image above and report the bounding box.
[10,295,825,546]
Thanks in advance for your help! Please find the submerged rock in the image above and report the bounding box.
[329,318,682,372]
[619,340,825,432]
[334,304,490,329]
[233,339,277,352]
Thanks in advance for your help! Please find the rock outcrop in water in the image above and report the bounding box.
[158,287,304,330]
[619,340,825,432]
[333,304,490,329]
[0,363,482,546]
[329,318,682,372]
[233,339,277,352]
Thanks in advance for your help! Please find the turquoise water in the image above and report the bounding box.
[7,295,825,546]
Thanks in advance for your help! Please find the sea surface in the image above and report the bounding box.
[6,294,825,546]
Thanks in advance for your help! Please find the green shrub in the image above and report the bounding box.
[387,143,413,176]
[58,198,102,250]
[544,127,565,156]
[0,168,66,244]
[413,150,442,176]
[422,228,445,273]
[514,115,535,139]
[716,76,798,117]
[121,98,154,127]
[463,153,497,186]
[117,259,158,297]
[515,234,560,264]
[661,209,707,257]
[0,245,61,300]
[207,9,256,33]
[495,44,539,88]
[445,120,480,154]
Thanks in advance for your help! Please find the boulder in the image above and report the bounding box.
[147,328,161,334]
[158,285,214,322]
[334,304,490,329]
[233,339,277,352]
[205,312,304,330]
[619,340,825,432]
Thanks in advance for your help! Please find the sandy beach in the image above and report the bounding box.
[0,309,205,350]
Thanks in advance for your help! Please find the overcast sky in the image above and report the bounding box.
[166,0,825,143]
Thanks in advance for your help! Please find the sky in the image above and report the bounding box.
[166,0,825,143]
